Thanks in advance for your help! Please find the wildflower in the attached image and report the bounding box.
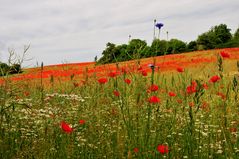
[133,147,139,153]
[229,127,237,133]
[148,64,155,70]
[217,92,226,100]
[113,90,120,97]
[186,85,197,94]
[149,84,159,92]
[177,99,183,104]
[124,79,131,85]
[201,101,209,109]
[61,121,73,133]
[108,72,117,78]
[121,67,127,73]
[79,119,85,125]
[155,23,164,29]
[24,91,30,97]
[202,83,208,89]
[98,77,108,84]
[73,82,80,87]
[189,102,194,107]
[157,145,169,154]
[209,75,220,83]
[142,70,147,76]
[148,96,160,104]
[168,91,176,97]
[137,66,142,71]
[220,51,230,58]
[177,67,184,73]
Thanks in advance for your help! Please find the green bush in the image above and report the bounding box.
[0,62,22,76]
[0,62,10,76]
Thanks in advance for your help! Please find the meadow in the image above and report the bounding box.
[1,48,239,158]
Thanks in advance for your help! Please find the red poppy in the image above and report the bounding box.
[189,102,194,107]
[98,77,108,84]
[157,145,169,154]
[121,68,127,73]
[217,92,226,100]
[24,91,30,97]
[61,121,73,133]
[108,72,117,78]
[79,119,85,125]
[168,91,176,97]
[220,51,230,58]
[177,67,184,72]
[177,99,182,104]
[230,127,237,133]
[202,83,208,89]
[137,66,143,71]
[209,75,220,83]
[73,82,80,87]
[142,70,147,76]
[186,85,197,94]
[148,96,160,104]
[113,90,120,97]
[133,147,139,153]
[149,84,159,92]
[124,79,131,84]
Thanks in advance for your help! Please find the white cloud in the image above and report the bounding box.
[0,0,238,66]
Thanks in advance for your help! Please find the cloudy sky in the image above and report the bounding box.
[0,0,239,67]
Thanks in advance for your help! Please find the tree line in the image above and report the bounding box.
[97,24,239,64]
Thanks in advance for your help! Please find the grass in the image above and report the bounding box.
[0,48,239,158]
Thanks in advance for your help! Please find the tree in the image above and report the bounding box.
[150,39,167,56]
[234,27,239,40]
[213,24,232,44]
[167,39,186,54]
[187,41,197,52]
[197,24,232,49]
[97,42,116,64]
[126,39,147,59]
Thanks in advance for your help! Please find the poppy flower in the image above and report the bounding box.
[137,66,143,71]
[79,119,85,125]
[209,75,220,83]
[229,127,237,133]
[133,147,139,153]
[73,82,80,87]
[176,67,184,73]
[142,70,147,76]
[217,92,226,100]
[157,145,169,154]
[168,91,176,97]
[108,72,117,78]
[189,102,194,107]
[202,83,208,89]
[124,79,131,85]
[61,121,73,133]
[98,78,108,84]
[186,85,197,94]
[121,68,127,73]
[148,96,160,104]
[220,51,230,58]
[149,84,159,92]
[113,90,120,97]
[24,91,30,97]
[177,99,182,104]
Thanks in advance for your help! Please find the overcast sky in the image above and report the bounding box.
[0,0,239,67]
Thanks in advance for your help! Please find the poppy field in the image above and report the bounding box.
[1,48,239,158]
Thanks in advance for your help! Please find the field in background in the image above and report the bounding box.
[1,48,239,158]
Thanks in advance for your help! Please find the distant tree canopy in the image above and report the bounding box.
[0,62,22,76]
[97,24,239,64]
